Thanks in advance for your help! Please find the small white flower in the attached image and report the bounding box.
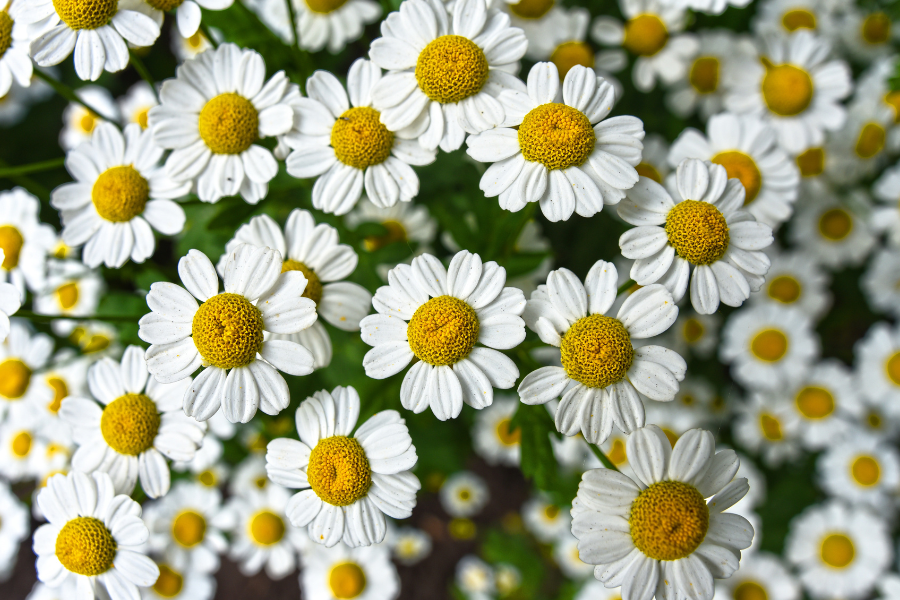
[837,8,897,63]
[440,471,489,518]
[789,191,875,269]
[0,187,56,297]
[733,392,801,467]
[817,433,900,511]
[140,561,215,600]
[301,542,400,600]
[59,85,119,151]
[472,395,520,467]
[143,0,233,40]
[715,552,801,600]
[117,81,157,130]
[386,526,432,566]
[0,0,35,98]
[521,494,570,542]
[749,250,830,321]
[0,320,53,423]
[291,0,381,53]
[33,260,104,335]
[781,360,859,451]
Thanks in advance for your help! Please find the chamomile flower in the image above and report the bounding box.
[34,471,159,600]
[291,0,380,53]
[0,320,53,423]
[386,526,431,566]
[60,345,205,498]
[782,361,858,451]
[871,162,900,247]
[456,555,495,598]
[789,192,875,269]
[145,481,226,573]
[218,210,372,370]
[818,434,900,511]
[0,408,52,482]
[824,105,894,184]
[571,426,754,600]
[854,321,900,417]
[0,480,28,581]
[170,28,212,62]
[473,395,520,467]
[554,533,593,579]
[69,320,119,358]
[265,385,420,548]
[361,250,525,421]
[837,9,897,63]
[0,187,56,297]
[143,0,232,40]
[733,392,801,467]
[345,196,437,266]
[785,502,892,600]
[118,81,157,130]
[440,471,489,518]
[619,158,774,314]
[501,0,567,62]
[634,134,670,185]
[25,0,161,81]
[33,261,103,336]
[0,253,20,341]
[752,0,838,38]
[467,62,644,222]
[725,30,851,154]
[141,561,215,600]
[301,542,399,600]
[862,248,900,318]
[663,309,719,359]
[668,113,800,229]
[0,0,34,98]
[230,454,270,495]
[368,0,528,152]
[852,56,900,140]
[150,43,294,204]
[59,85,119,150]
[139,245,318,423]
[714,552,800,600]
[749,250,830,320]
[519,260,683,444]
[522,494,570,542]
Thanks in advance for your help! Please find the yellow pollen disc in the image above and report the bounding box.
[51,0,117,30]
[92,165,149,223]
[364,220,407,252]
[135,107,150,129]
[544,504,560,520]
[415,35,489,104]
[55,517,117,576]
[818,208,852,241]
[883,91,900,124]
[248,510,285,546]
[47,377,69,414]
[78,111,98,134]
[253,475,268,488]
[100,393,160,456]
[519,103,595,170]
[850,455,881,487]
[796,147,825,177]
[795,386,834,419]
[145,0,183,9]
[734,581,769,600]
[689,56,720,94]
[854,122,885,159]
[560,314,633,389]
[628,481,709,561]
[680,394,695,406]
[0,225,24,270]
[198,470,217,486]
[0,12,13,58]
[172,510,206,547]
[495,418,520,446]
[861,12,891,45]
[82,334,111,353]
[608,438,627,465]
[192,293,264,369]
[508,0,553,19]
[623,14,669,57]
[329,562,367,599]
[886,352,900,385]
[305,0,348,14]
[761,62,814,117]
[635,162,662,183]
[0,359,31,399]
[750,329,788,362]
[868,411,883,429]
[307,436,372,506]
[759,413,783,441]
[407,295,480,366]
[11,431,31,457]
[198,93,259,155]
[281,260,323,306]
[664,200,729,265]
[781,9,816,31]
[682,318,704,343]
[331,106,394,169]
[450,517,477,539]
[711,151,762,205]
[820,533,854,568]
[56,282,79,310]
[550,41,595,80]
[186,32,203,48]
[767,275,801,304]
[153,565,184,598]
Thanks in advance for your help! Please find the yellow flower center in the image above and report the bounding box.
[518,103,596,170]
[253,475,268,488]
[883,91,900,124]
[0,225,23,270]
[818,208,852,241]
[77,110,98,134]
[52,0,117,30]
[55,517,117,576]
[796,147,825,177]
[135,107,150,129]
[145,0,184,10]
[761,63,814,117]
[711,151,761,205]
[495,417,520,446]
[281,260,323,306]
[307,436,372,506]
[10,431,31,457]
[781,9,816,31]
[886,352,900,385]
[47,376,69,414]
[0,359,31,399]
[750,329,788,362]
[153,565,184,598]
[795,386,834,419]
[682,317,704,343]
[854,122,885,159]
[767,275,801,304]
[628,481,709,561]
[759,413,783,441]
[192,293,265,369]
[868,411,884,429]
[171,510,206,547]
[100,393,160,456]
[0,12,13,58]
[635,162,662,183]
[560,314,633,389]
[198,93,259,155]
[680,394,695,406]
[415,35,489,104]
[543,504,560,520]
[608,438,627,465]
[363,220,407,252]
[734,581,769,600]
[664,200,730,265]
[820,533,854,568]
[331,106,394,170]
[329,562,367,599]
[248,510,285,546]
[92,165,149,223]
[198,469,217,486]
[623,14,668,56]
[186,32,203,48]
[56,282,80,310]
[861,12,891,45]
[407,295,480,366]
[304,0,348,13]
[550,41,595,80]
[850,455,881,487]
[689,56,720,94]
[508,0,553,19]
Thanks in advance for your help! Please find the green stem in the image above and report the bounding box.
[0,158,66,178]
[32,70,112,122]
[617,279,636,296]
[0,159,50,199]
[14,311,145,324]
[588,443,620,472]
[199,22,219,49]
[129,50,160,102]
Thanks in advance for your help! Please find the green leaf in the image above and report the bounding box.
[511,403,559,491]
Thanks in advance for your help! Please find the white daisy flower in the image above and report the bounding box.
[725,30,851,154]
[862,247,900,318]
[500,0,567,62]
[58,85,119,150]
[143,0,232,40]
[733,392,801,467]
[368,0,528,152]
[788,192,875,269]
[149,43,294,204]
[467,62,644,222]
[291,0,380,53]
[519,260,683,444]
[301,542,399,600]
[0,187,56,298]
[781,360,858,451]
[23,0,161,81]
[714,552,800,600]
[33,260,104,334]
[0,319,53,423]
[634,133,670,185]
[170,27,213,62]
[141,561,215,600]
[818,433,900,511]
[59,345,205,498]
[619,158,774,315]
[824,102,894,185]
[33,471,159,600]
[785,502,892,600]
[522,494,570,542]
[596,430,631,475]
[345,196,437,254]
[0,0,34,98]
[871,161,900,246]
[837,9,897,63]
[0,480,28,582]
[472,395,520,467]
[0,407,53,482]
[577,578,632,600]
[118,81,157,130]
[719,304,819,392]
[749,250,830,320]
[30,353,88,443]
[456,555,495,597]
[668,113,800,229]
[571,426,754,600]
[386,525,431,566]
[555,532,594,580]
[139,244,318,423]
[751,0,838,38]
[69,320,120,358]
[851,56,900,143]
[0,252,20,342]
[360,250,526,421]
[440,470,489,518]
[652,376,723,431]
[854,321,900,418]
[230,454,270,495]
[661,309,720,359]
